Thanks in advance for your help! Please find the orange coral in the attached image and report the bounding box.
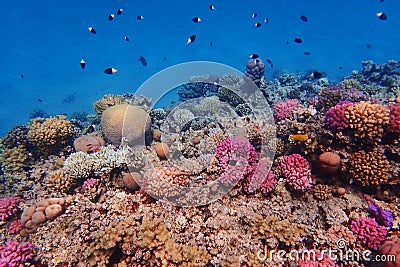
[344,101,389,142]
[349,150,389,186]
[143,166,189,198]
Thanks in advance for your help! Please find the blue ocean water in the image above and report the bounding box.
[0,0,399,136]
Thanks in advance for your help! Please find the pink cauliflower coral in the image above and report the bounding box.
[8,220,23,235]
[215,137,257,179]
[82,178,98,192]
[273,99,299,122]
[350,217,387,250]
[388,103,400,133]
[242,160,277,195]
[0,240,35,266]
[0,196,22,222]
[325,101,353,131]
[281,154,312,191]
[297,249,336,267]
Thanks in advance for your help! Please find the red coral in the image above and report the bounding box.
[8,220,23,235]
[388,103,400,133]
[273,99,299,122]
[0,240,35,266]
[350,217,387,250]
[0,196,22,222]
[297,249,336,267]
[281,154,312,191]
[325,101,353,131]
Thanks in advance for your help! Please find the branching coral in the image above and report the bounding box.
[344,101,390,142]
[0,240,35,266]
[273,99,299,122]
[0,125,29,149]
[349,150,390,186]
[388,103,400,133]
[28,115,77,156]
[281,154,312,191]
[0,196,22,222]
[44,168,77,194]
[0,145,29,173]
[325,101,353,131]
[350,217,387,250]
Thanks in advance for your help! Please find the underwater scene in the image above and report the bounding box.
[0,0,400,266]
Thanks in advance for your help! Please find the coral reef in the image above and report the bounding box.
[20,197,65,228]
[379,238,400,267]
[325,101,353,131]
[388,103,400,133]
[0,196,22,222]
[0,145,29,173]
[245,58,265,85]
[273,99,299,122]
[93,94,127,115]
[73,133,106,153]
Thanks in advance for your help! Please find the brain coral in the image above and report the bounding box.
[101,104,150,146]
[281,154,312,191]
[28,115,77,155]
[349,150,389,186]
[344,101,390,142]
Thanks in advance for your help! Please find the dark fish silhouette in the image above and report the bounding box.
[249,54,259,59]
[339,66,343,70]
[304,51,310,55]
[20,74,24,78]
[366,44,372,48]
[164,57,167,61]
[294,38,303,43]
[209,5,215,10]
[376,12,387,20]
[310,71,323,79]
[210,41,213,46]
[264,18,269,23]
[138,56,147,66]
[266,59,272,64]
[300,15,308,22]
[137,15,144,20]
[286,40,289,45]
[187,34,196,45]
[254,22,262,27]
[80,59,86,69]
[88,27,96,34]
[104,67,118,74]
[38,99,43,103]
[251,13,257,18]
[108,14,115,21]
[117,8,123,15]
[86,125,96,134]
[192,17,202,23]
[124,36,130,41]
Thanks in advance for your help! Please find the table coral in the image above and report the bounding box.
[349,150,390,186]
[350,217,387,250]
[0,196,22,222]
[344,101,390,142]
[281,154,312,191]
[0,240,35,266]
[28,115,77,156]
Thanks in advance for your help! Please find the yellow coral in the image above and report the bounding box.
[349,149,389,186]
[344,101,390,142]
[45,168,77,193]
[28,115,77,155]
[0,145,29,173]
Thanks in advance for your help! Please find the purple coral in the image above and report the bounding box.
[273,99,299,122]
[281,154,312,191]
[82,178,98,192]
[215,137,257,178]
[368,203,394,228]
[350,217,387,250]
[0,196,22,222]
[0,240,35,266]
[325,101,353,131]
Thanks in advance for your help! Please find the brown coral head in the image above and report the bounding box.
[44,204,63,220]
[316,152,341,174]
[122,171,141,191]
[31,211,46,226]
[73,135,105,153]
[155,143,169,159]
[379,238,400,267]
